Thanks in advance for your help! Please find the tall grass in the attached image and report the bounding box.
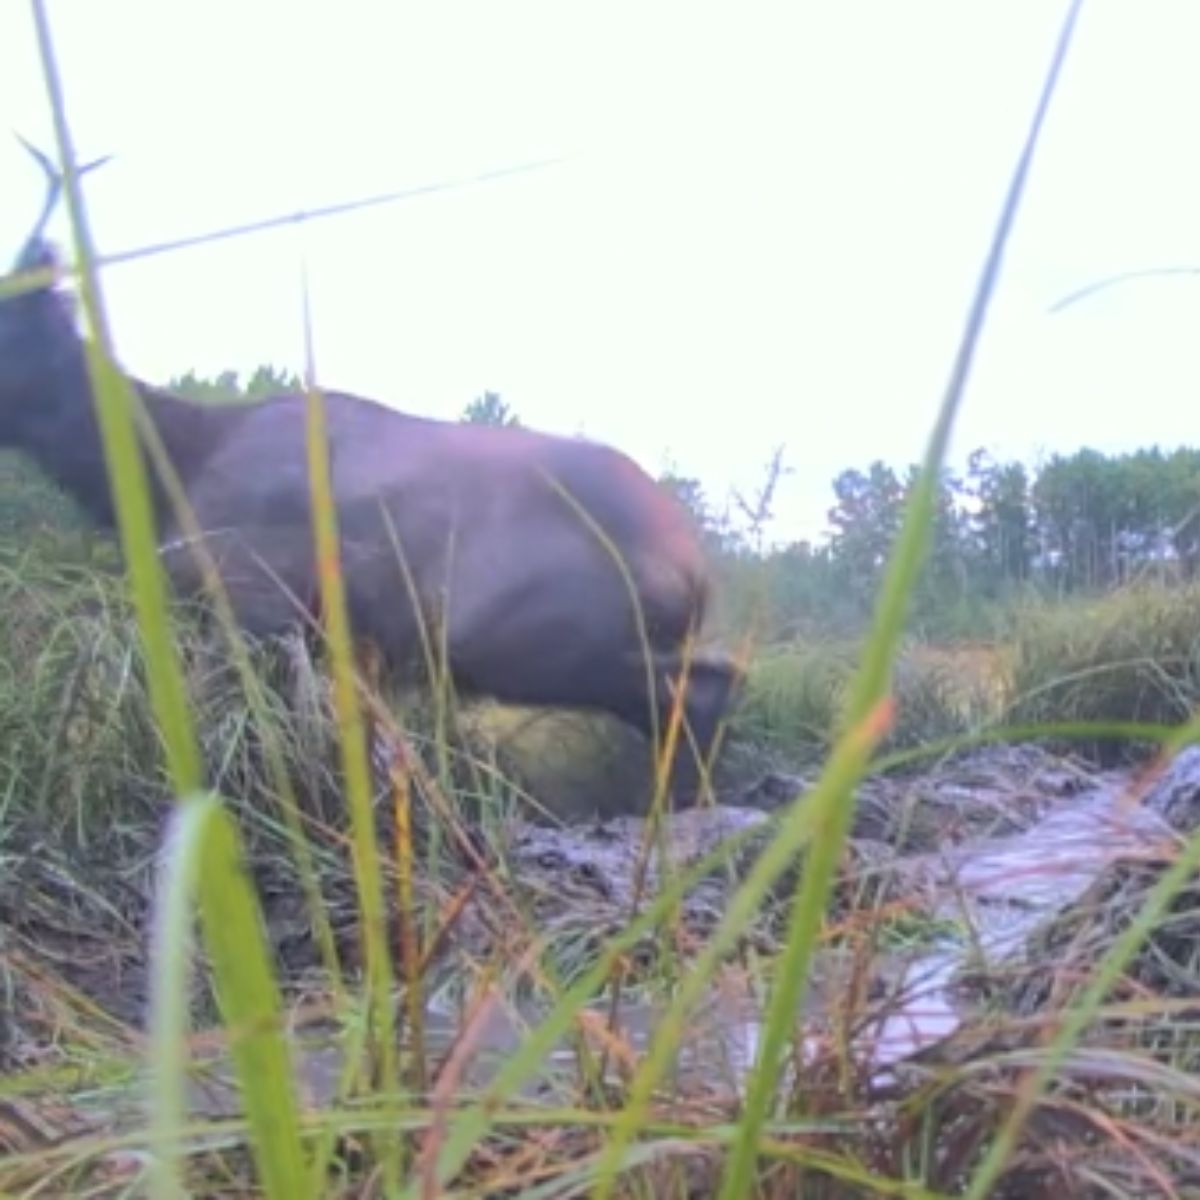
[712,6,1089,1195]
[15,0,1200,1196]
[1005,581,1200,740]
[29,0,201,798]
[298,271,401,1188]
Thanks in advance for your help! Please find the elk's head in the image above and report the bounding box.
[0,136,110,424]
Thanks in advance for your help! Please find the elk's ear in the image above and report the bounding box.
[15,237,63,278]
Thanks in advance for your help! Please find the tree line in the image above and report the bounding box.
[668,443,1200,641]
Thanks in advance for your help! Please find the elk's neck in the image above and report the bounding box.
[12,338,236,532]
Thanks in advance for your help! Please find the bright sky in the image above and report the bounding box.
[3,1,1200,546]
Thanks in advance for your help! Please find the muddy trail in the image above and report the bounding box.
[186,746,1176,1114]
[3,740,1195,1177]
[9,729,1200,1200]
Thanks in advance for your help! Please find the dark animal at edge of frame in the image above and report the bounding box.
[0,137,744,805]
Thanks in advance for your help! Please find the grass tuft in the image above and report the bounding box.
[1006,581,1200,754]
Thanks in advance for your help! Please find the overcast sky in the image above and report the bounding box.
[3,1,1200,545]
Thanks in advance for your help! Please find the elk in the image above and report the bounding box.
[0,140,742,805]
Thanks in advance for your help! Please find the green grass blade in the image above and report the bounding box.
[29,0,202,794]
[0,258,57,302]
[130,415,348,1000]
[147,792,308,1200]
[713,4,1088,1197]
[298,272,401,1188]
[146,800,204,1200]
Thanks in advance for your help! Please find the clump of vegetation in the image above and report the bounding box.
[0,538,345,845]
[0,449,97,552]
[732,639,858,754]
[733,636,1005,762]
[1005,581,1200,750]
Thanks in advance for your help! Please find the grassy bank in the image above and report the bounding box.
[6,522,1200,1193]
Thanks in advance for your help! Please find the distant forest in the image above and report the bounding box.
[6,363,1200,643]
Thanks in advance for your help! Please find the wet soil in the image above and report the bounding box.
[3,740,1193,1161]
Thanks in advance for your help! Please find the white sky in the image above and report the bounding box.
[2,0,1200,545]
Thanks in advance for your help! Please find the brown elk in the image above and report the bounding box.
[0,139,742,805]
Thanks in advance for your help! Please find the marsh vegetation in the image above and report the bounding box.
[8,4,1200,1197]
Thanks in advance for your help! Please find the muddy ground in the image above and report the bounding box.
[6,737,1192,1111]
